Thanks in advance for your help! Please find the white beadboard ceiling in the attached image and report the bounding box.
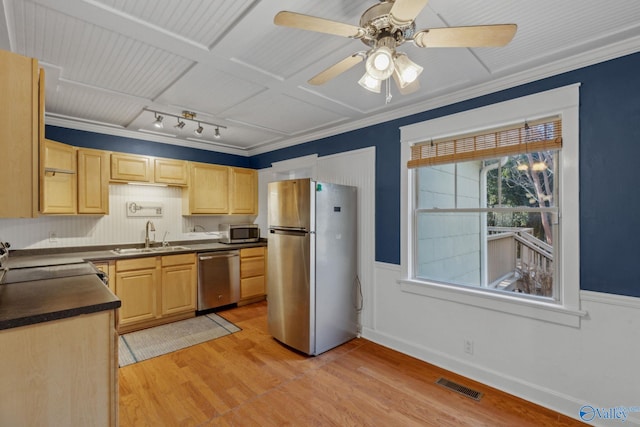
[2,0,640,156]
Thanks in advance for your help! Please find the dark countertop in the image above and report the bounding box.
[0,274,121,330]
[5,239,267,268]
[0,239,266,331]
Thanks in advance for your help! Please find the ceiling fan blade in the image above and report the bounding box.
[414,24,517,48]
[389,0,430,26]
[274,11,365,38]
[309,54,364,85]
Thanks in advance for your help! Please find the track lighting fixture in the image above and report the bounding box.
[153,113,164,128]
[144,109,226,139]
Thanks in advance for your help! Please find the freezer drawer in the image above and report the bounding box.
[197,251,240,311]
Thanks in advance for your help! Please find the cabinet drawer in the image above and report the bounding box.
[240,256,264,278]
[161,252,195,267]
[241,276,265,299]
[240,246,264,258]
[116,256,157,272]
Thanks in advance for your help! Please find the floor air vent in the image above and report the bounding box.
[435,377,483,401]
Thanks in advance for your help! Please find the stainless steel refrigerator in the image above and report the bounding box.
[267,178,358,355]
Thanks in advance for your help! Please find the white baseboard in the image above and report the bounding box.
[360,326,604,425]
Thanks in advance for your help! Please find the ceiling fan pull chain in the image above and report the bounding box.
[385,78,393,104]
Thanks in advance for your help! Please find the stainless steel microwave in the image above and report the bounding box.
[218,223,260,244]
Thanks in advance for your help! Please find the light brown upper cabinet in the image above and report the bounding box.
[77,148,110,214]
[110,152,187,186]
[110,153,153,183]
[183,163,258,215]
[0,50,42,218]
[229,167,258,215]
[154,158,187,186]
[182,162,229,215]
[40,139,77,214]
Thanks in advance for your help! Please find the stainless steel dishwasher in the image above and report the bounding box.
[197,250,240,311]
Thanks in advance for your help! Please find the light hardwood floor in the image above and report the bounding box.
[119,301,585,426]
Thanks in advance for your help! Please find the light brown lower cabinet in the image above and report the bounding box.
[0,310,118,426]
[239,246,267,305]
[114,253,196,334]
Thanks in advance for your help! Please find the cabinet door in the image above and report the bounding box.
[184,162,229,214]
[78,148,110,214]
[115,268,158,326]
[161,263,196,316]
[229,167,257,214]
[111,153,152,182]
[40,139,77,214]
[154,158,187,186]
[0,50,39,218]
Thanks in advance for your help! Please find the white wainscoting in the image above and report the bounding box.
[363,263,640,425]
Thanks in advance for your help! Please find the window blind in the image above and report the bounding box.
[408,116,562,168]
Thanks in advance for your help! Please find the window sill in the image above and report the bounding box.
[398,278,587,328]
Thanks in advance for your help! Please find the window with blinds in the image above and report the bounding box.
[408,117,562,169]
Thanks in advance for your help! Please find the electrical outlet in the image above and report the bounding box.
[49,231,58,242]
[464,339,474,355]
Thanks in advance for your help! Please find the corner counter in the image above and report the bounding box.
[0,274,120,426]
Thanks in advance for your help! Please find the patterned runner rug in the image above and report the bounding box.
[119,313,240,367]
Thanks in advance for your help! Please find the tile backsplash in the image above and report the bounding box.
[0,184,255,249]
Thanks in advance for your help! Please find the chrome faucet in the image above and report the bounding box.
[145,220,156,248]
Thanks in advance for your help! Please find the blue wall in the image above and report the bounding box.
[251,51,640,298]
[47,52,640,298]
[46,126,251,168]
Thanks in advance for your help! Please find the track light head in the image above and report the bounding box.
[153,113,164,128]
[213,127,221,139]
[175,118,186,129]
[194,123,204,136]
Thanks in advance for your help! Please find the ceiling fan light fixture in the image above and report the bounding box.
[366,47,395,79]
[194,123,204,136]
[394,53,423,88]
[358,72,382,93]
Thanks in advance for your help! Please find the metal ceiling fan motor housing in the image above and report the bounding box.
[359,1,416,49]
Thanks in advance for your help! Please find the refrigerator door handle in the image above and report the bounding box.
[269,228,308,237]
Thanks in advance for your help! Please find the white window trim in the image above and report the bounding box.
[399,84,586,327]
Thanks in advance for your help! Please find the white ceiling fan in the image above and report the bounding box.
[274,0,517,99]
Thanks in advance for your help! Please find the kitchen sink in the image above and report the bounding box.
[152,246,191,252]
[110,246,190,255]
